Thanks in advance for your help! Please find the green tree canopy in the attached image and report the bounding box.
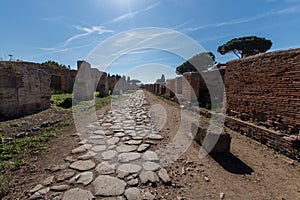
[41,60,68,69]
[176,52,216,75]
[217,36,272,58]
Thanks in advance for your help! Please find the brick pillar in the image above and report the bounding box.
[98,72,109,97]
[166,79,175,98]
[74,61,94,101]
[182,72,201,103]
[175,76,183,95]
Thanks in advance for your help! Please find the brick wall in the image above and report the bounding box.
[182,69,224,107]
[225,48,300,135]
[165,79,175,98]
[0,61,50,119]
[175,76,183,95]
[182,72,201,103]
[145,48,300,160]
[41,67,77,93]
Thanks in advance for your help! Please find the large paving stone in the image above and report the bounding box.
[88,139,106,145]
[116,144,137,153]
[62,188,94,200]
[118,164,142,174]
[124,140,143,145]
[101,150,117,160]
[71,145,87,154]
[137,144,150,152]
[78,151,97,160]
[143,161,161,171]
[142,151,159,162]
[89,135,104,139]
[56,169,75,182]
[118,152,141,163]
[114,132,126,137]
[127,178,139,186]
[107,137,120,145]
[158,168,171,184]
[42,175,54,186]
[93,175,127,196]
[70,172,93,186]
[50,185,70,192]
[124,188,142,200]
[139,171,159,184]
[146,134,164,140]
[94,130,106,135]
[96,162,116,175]
[91,145,107,152]
[143,191,156,200]
[69,160,95,171]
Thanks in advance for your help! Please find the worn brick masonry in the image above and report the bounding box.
[0,61,51,119]
[225,48,300,135]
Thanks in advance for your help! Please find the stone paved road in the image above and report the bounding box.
[28,90,170,200]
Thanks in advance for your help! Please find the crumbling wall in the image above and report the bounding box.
[175,76,183,95]
[165,79,175,98]
[42,67,77,93]
[0,61,50,119]
[182,68,225,107]
[225,48,300,135]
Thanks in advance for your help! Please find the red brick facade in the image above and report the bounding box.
[225,48,300,135]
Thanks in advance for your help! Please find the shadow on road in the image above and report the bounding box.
[211,153,254,175]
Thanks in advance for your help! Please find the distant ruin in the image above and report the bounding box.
[0,60,138,119]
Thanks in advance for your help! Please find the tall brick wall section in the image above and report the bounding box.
[0,61,50,119]
[74,61,98,101]
[225,48,300,135]
[175,76,183,95]
[182,72,201,103]
[159,84,166,95]
[165,79,175,98]
[97,71,109,97]
[41,67,77,93]
[182,69,225,107]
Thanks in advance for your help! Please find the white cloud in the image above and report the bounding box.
[109,11,139,23]
[144,2,162,11]
[63,25,114,46]
[106,2,162,24]
[173,20,194,30]
[276,4,300,14]
[185,4,300,32]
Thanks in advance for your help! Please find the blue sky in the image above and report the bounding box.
[1,0,300,83]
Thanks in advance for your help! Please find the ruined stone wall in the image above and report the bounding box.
[0,61,50,119]
[42,67,77,93]
[165,79,175,98]
[181,69,225,107]
[182,72,201,103]
[159,84,166,95]
[74,61,111,100]
[225,48,300,135]
[97,71,109,97]
[175,76,183,95]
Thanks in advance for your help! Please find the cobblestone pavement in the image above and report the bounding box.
[28,90,171,200]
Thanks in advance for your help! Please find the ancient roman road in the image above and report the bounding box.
[28,90,170,200]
